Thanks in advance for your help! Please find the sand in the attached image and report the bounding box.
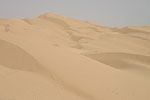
[0,12,150,100]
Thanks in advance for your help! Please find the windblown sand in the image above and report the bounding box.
[0,13,150,100]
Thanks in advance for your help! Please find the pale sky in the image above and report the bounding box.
[0,0,150,27]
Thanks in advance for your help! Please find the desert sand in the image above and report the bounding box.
[0,12,150,100]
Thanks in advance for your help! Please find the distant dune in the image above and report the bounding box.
[0,12,150,100]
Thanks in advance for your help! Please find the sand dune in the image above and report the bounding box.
[112,26,150,40]
[0,13,150,100]
[86,52,150,77]
[0,39,42,72]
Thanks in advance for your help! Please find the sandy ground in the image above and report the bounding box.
[0,12,150,100]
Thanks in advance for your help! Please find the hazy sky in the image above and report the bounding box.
[0,0,150,27]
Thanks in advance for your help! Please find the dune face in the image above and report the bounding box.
[86,52,150,77]
[0,39,42,72]
[0,13,150,100]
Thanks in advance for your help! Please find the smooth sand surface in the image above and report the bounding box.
[0,13,150,100]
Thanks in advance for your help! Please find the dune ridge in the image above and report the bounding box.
[0,12,150,100]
